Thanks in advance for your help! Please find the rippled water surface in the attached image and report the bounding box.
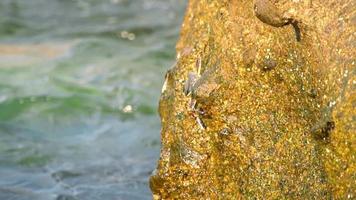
[0,0,186,199]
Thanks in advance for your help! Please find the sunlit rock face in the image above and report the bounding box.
[150,0,355,199]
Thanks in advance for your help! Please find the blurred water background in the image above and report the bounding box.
[0,0,186,199]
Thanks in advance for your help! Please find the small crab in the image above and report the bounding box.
[183,72,198,96]
[183,57,202,96]
[253,0,301,41]
[188,99,206,130]
[183,57,206,130]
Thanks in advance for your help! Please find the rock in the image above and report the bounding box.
[151,0,355,199]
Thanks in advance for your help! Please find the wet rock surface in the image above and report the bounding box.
[151,0,355,199]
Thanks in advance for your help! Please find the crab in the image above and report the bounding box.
[188,98,207,130]
[183,57,207,130]
[183,57,202,96]
[253,0,301,41]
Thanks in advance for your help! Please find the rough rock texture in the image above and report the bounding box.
[150,0,355,199]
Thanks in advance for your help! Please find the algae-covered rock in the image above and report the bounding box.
[151,0,355,199]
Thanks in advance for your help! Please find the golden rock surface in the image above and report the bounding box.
[151,0,355,199]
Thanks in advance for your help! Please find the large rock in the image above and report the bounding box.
[150,0,355,199]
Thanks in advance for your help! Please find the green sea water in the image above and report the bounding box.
[0,0,186,199]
